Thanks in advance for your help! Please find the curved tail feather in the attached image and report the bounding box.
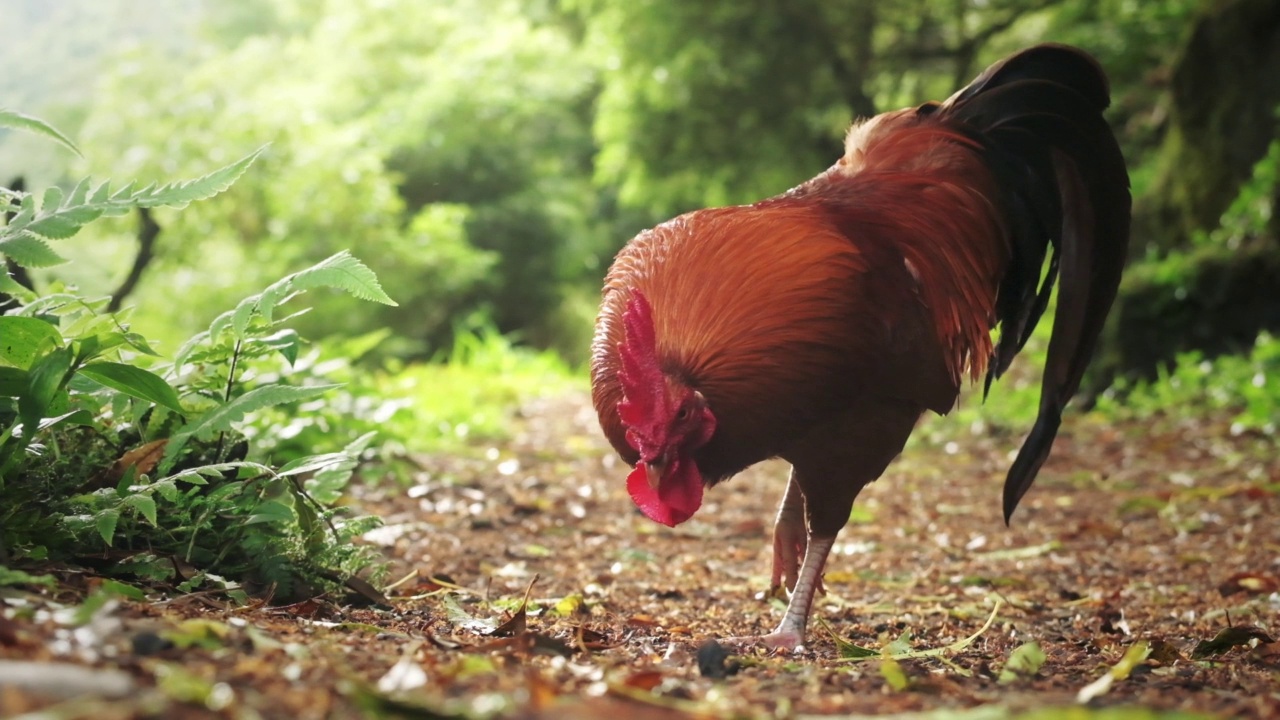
[938,44,1132,522]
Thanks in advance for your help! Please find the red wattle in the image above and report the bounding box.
[626,460,703,527]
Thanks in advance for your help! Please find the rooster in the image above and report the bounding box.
[591,44,1130,649]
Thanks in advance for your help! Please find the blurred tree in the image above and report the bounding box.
[1095,0,1280,384]
[15,0,1273,378]
[0,0,200,186]
[576,0,1074,217]
[66,0,601,357]
[1135,0,1280,251]
[578,0,1280,386]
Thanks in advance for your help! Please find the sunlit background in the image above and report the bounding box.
[3,3,1279,714]
[1,0,1276,448]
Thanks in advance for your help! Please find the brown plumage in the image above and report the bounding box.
[591,44,1131,649]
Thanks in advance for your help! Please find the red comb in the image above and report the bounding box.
[617,291,667,429]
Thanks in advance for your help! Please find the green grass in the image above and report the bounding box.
[917,311,1279,448]
[380,327,582,450]
[251,326,583,469]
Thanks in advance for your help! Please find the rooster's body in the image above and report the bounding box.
[591,44,1131,649]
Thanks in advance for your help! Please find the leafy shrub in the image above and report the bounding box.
[1,112,394,598]
[248,324,581,473]
[1096,333,1279,435]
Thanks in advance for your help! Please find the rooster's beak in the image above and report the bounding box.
[645,459,666,489]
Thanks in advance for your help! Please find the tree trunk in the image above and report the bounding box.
[1094,0,1280,388]
[1134,0,1280,253]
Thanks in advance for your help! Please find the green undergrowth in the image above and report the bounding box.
[251,325,582,471]
[1094,331,1278,433]
[385,327,581,451]
[0,113,399,599]
[919,327,1279,451]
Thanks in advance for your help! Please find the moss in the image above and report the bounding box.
[1093,237,1280,388]
[1133,0,1280,252]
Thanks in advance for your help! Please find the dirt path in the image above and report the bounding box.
[3,393,1278,718]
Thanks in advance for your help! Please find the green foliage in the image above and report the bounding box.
[58,0,603,357]
[4,0,1269,458]
[1,116,389,597]
[921,317,1279,447]
[999,642,1047,684]
[1096,333,1279,434]
[0,148,263,273]
[248,325,580,468]
[577,0,1198,216]
[580,0,854,213]
[1194,138,1280,249]
[0,108,84,157]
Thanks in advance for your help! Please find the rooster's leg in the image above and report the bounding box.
[769,532,836,648]
[770,471,807,591]
[723,533,836,651]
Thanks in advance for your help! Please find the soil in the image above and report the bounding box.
[2,392,1278,719]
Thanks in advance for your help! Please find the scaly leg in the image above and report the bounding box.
[723,533,836,651]
[772,470,825,596]
[771,471,807,591]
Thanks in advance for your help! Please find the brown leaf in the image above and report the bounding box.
[490,608,527,637]
[471,632,573,658]
[94,440,168,488]
[428,634,467,650]
[1192,626,1277,659]
[527,633,574,657]
[572,625,623,652]
[169,555,200,581]
[621,670,665,691]
[0,615,21,647]
[1217,572,1279,597]
[345,575,391,607]
[270,598,326,619]
[1146,638,1184,664]
[490,574,538,637]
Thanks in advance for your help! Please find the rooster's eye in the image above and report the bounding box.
[675,406,690,421]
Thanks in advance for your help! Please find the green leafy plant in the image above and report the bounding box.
[245,323,581,470]
[1,109,263,289]
[1,112,393,597]
[1095,333,1279,434]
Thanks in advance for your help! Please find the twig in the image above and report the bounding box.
[107,206,160,313]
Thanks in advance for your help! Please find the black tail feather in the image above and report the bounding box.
[940,44,1132,523]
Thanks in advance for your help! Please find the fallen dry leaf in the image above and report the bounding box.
[1192,625,1276,659]
[94,439,168,488]
[1216,571,1279,597]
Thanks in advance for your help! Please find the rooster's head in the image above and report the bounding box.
[616,291,717,526]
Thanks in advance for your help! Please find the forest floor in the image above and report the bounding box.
[3,392,1279,719]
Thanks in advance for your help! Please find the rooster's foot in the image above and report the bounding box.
[718,630,804,652]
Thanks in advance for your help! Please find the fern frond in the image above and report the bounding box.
[0,232,66,268]
[0,147,268,255]
[160,384,339,472]
[0,109,83,157]
[129,146,268,209]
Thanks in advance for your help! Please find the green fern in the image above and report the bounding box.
[0,147,267,257]
[0,232,65,268]
[174,251,397,370]
[4,112,390,597]
[161,384,338,472]
[0,109,83,157]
